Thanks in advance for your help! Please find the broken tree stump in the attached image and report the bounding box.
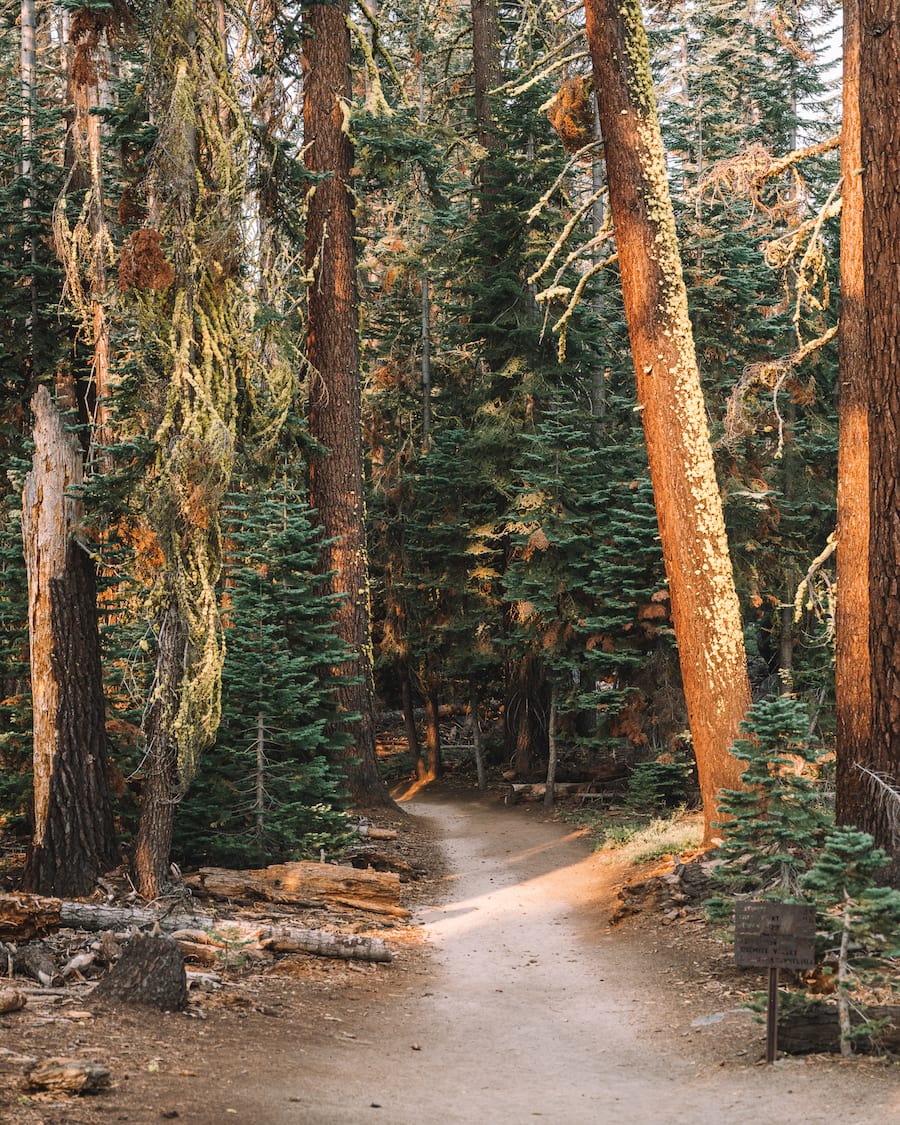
[91,935,187,1011]
[185,861,408,917]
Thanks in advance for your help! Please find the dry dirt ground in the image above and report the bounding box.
[1,784,897,1125]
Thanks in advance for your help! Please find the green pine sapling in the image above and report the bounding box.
[800,827,900,1055]
[706,695,830,920]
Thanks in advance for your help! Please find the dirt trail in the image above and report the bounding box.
[11,789,896,1124]
[245,789,898,1125]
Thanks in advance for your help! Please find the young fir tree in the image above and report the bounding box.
[707,694,830,917]
[800,827,900,1053]
[173,483,352,867]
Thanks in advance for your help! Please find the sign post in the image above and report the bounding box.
[734,902,817,1063]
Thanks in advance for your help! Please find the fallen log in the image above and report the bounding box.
[0,893,62,941]
[185,861,408,917]
[355,825,399,841]
[778,1003,900,1055]
[506,782,583,804]
[0,894,393,963]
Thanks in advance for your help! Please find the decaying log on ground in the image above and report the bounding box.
[262,926,392,962]
[185,861,407,917]
[506,782,583,803]
[345,848,422,879]
[0,988,26,1013]
[0,892,63,940]
[26,1057,111,1093]
[778,1003,900,1055]
[0,893,393,963]
[91,934,187,1010]
[355,825,399,841]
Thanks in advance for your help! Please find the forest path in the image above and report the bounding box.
[252,788,897,1124]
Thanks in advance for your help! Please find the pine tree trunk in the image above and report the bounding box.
[21,387,116,896]
[544,685,558,807]
[401,669,427,781]
[859,1,900,882]
[505,652,548,778]
[835,0,872,832]
[470,689,487,791]
[133,591,186,899]
[471,0,501,193]
[584,0,750,841]
[20,0,38,349]
[303,0,388,805]
[424,688,443,780]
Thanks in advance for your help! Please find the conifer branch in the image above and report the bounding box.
[527,142,605,224]
[549,252,617,362]
[724,324,838,450]
[792,532,836,631]
[528,186,608,285]
[854,767,900,845]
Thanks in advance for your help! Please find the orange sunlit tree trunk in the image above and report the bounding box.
[859,0,900,882]
[584,0,751,840]
[835,0,872,833]
[303,1,390,804]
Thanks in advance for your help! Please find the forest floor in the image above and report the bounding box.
[1,774,898,1125]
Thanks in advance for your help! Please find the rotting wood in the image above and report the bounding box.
[778,1003,900,1055]
[355,825,399,841]
[0,988,26,1013]
[91,934,187,1010]
[344,848,422,879]
[0,893,393,963]
[506,782,582,803]
[0,892,61,940]
[26,1057,110,1094]
[185,861,407,917]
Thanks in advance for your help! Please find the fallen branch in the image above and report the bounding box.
[0,894,393,963]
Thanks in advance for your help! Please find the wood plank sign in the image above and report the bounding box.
[734,901,817,1063]
[734,902,817,970]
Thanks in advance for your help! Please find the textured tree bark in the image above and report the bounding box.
[584,0,750,841]
[91,934,188,1011]
[401,667,427,781]
[835,0,872,832]
[303,0,388,804]
[424,688,444,780]
[471,0,501,178]
[859,1,900,882]
[21,387,117,897]
[133,591,186,899]
[505,651,548,778]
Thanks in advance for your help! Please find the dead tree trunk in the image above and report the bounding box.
[21,387,116,896]
[584,0,750,841]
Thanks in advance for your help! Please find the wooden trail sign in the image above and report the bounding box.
[734,902,816,971]
[734,902,817,1063]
